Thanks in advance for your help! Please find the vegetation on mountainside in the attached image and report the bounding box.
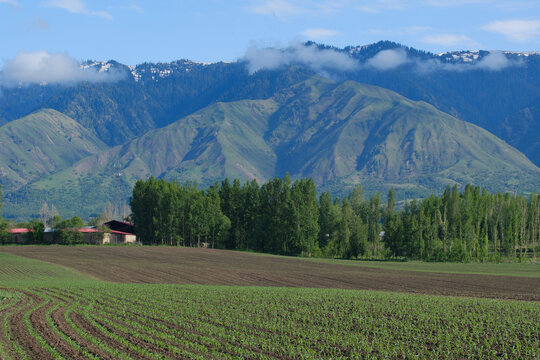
[0,62,313,146]
[0,109,108,191]
[1,41,539,165]
[3,77,539,220]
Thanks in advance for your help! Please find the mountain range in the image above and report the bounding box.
[1,41,539,219]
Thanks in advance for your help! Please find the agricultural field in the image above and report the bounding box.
[0,248,539,359]
[2,246,539,300]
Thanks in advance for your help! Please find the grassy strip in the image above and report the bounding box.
[299,257,540,277]
[0,252,98,288]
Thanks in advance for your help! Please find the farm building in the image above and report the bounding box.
[7,228,32,244]
[77,228,137,244]
[6,225,137,245]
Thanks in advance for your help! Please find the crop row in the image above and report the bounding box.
[0,284,539,359]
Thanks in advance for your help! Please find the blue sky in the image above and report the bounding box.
[1,0,539,66]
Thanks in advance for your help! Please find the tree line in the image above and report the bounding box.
[130,177,539,261]
[0,188,115,245]
[384,185,539,261]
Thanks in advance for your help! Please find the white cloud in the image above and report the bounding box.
[476,51,512,70]
[422,34,479,48]
[242,43,518,76]
[482,19,540,41]
[44,0,112,19]
[301,28,342,39]
[0,0,20,5]
[0,51,124,86]
[416,51,517,72]
[366,49,409,70]
[249,0,306,18]
[243,43,358,74]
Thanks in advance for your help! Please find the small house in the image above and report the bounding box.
[77,228,137,244]
[7,228,31,244]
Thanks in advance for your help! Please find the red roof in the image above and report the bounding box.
[76,228,100,233]
[8,228,32,234]
[75,228,134,235]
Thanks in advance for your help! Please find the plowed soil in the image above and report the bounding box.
[2,246,539,301]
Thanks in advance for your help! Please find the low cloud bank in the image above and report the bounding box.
[243,44,518,75]
[0,51,125,86]
[417,51,517,73]
[244,43,359,74]
[366,49,409,70]
[475,51,512,71]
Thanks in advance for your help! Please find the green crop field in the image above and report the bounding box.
[0,250,539,359]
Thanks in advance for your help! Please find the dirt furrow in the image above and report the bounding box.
[0,290,27,360]
[69,311,151,360]
[6,291,53,360]
[50,305,115,360]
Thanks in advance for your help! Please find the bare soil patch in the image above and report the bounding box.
[2,246,539,301]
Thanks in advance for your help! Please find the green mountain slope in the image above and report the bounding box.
[3,77,539,219]
[3,100,278,218]
[67,98,278,183]
[0,109,108,192]
[268,78,539,196]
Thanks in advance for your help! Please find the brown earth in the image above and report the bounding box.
[2,246,540,301]
[1,290,54,360]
